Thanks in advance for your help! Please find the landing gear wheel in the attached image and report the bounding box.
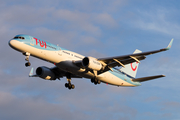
[91,79,94,83]
[65,83,75,90]
[97,80,101,84]
[91,78,101,85]
[68,86,72,90]
[23,52,31,67]
[65,83,69,88]
[71,84,75,89]
[25,62,31,67]
[65,73,75,90]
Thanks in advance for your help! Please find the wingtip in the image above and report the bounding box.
[166,38,174,50]
[162,74,166,77]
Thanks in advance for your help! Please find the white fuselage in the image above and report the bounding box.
[9,38,139,87]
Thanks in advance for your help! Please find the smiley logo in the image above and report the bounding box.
[131,62,138,71]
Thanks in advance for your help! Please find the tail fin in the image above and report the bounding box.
[120,49,142,78]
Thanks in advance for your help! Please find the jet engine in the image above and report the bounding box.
[36,66,56,80]
[82,57,103,71]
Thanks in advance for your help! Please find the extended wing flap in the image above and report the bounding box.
[98,49,167,64]
[132,75,165,82]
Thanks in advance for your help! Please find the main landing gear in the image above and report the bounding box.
[91,78,101,85]
[23,52,31,67]
[65,73,75,90]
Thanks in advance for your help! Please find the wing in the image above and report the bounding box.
[50,66,82,78]
[98,39,173,73]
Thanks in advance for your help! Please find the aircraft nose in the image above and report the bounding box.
[9,39,18,49]
[9,39,14,47]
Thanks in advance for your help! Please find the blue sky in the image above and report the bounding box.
[0,0,180,120]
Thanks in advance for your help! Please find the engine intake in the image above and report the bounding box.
[82,57,103,71]
[36,66,56,80]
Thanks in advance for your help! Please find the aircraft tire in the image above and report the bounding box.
[94,79,98,83]
[65,83,68,88]
[71,84,75,89]
[91,79,94,83]
[25,62,31,67]
[68,83,72,90]
[98,80,101,84]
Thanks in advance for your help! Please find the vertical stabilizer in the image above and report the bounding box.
[120,49,142,78]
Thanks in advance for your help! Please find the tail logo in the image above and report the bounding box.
[131,62,138,71]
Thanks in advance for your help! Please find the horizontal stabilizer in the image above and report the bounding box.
[132,75,165,82]
[29,67,38,77]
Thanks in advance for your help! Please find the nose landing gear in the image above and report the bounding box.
[25,62,31,67]
[23,52,31,67]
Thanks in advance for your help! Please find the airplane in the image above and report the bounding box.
[9,34,173,90]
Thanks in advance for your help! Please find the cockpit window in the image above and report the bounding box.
[13,36,25,40]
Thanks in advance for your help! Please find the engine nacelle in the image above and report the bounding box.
[82,57,103,71]
[36,66,56,80]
